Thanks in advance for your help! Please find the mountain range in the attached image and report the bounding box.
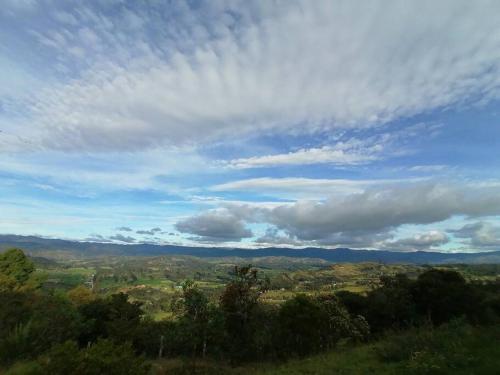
[1,234,499,264]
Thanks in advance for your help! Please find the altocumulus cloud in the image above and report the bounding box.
[10,0,500,151]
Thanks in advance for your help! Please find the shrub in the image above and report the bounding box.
[38,341,82,375]
[4,361,43,375]
[82,339,150,375]
[376,319,477,373]
[0,321,34,365]
[32,339,150,375]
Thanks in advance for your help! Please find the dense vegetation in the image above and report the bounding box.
[0,248,499,374]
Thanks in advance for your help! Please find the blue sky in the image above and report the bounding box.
[1,0,500,252]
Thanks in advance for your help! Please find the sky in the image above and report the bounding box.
[1,0,500,252]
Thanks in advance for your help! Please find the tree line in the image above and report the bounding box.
[0,248,499,374]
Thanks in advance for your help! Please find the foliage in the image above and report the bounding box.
[4,361,44,375]
[38,341,82,375]
[0,249,35,284]
[1,249,499,373]
[277,294,369,358]
[78,292,143,345]
[0,321,34,365]
[35,339,149,375]
[174,280,225,359]
[364,273,418,333]
[219,265,269,362]
[0,290,31,339]
[277,294,328,356]
[67,285,96,306]
[376,319,479,374]
[0,248,38,291]
[81,339,150,375]
[0,293,81,365]
[412,269,473,324]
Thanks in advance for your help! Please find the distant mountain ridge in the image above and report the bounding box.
[0,234,499,264]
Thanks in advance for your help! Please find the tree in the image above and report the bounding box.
[176,280,211,357]
[67,286,96,306]
[336,290,368,316]
[0,293,81,365]
[219,265,268,362]
[0,273,17,292]
[171,280,225,370]
[0,249,35,289]
[277,294,366,357]
[78,293,143,345]
[105,293,143,342]
[78,298,112,345]
[412,269,474,325]
[278,294,327,356]
[364,274,417,333]
[318,294,368,346]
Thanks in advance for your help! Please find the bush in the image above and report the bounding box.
[0,291,31,338]
[0,321,34,365]
[36,339,150,375]
[0,293,81,365]
[376,319,478,374]
[38,341,82,375]
[82,339,150,375]
[4,361,43,375]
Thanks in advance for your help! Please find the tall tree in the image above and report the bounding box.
[219,265,268,362]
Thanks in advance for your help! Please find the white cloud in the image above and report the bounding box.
[12,0,500,151]
[409,165,448,172]
[449,221,500,248]
[226,144,379,169]
[211,177,427,200]
[205,182,500,244]
[384,230,449,251]
[223,124,430,168]
[255,226,393,249]
[109,233,136,243]
[175,209,253,242]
